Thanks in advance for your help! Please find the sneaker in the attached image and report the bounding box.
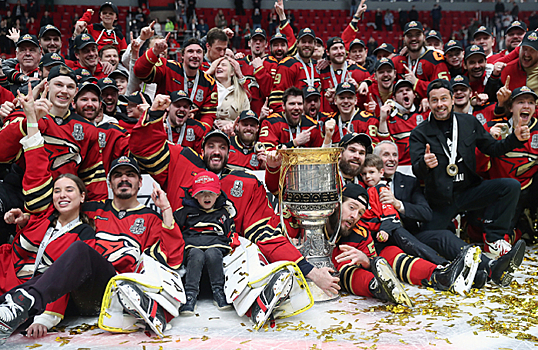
[179,294,197,316]
[427,246,481,296]
[490,240,526,287]
[116,281,167,338]
[250,270,292,331]
[0,289,34,345]
[212,288,232,311]
[484,238,512,259]
[369,257,413,307]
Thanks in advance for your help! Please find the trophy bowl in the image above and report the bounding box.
[278,147,343,302]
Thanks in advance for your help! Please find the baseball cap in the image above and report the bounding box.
[373,43,395,56]
[403,21,424,35]
[349,38,366,51]
[270,32,288,43]
[394,79,414,92]
[339,132,372,152]
[450,75,470,89]
[374,57,395,71]
[444,40,463,53]
[335,82,356,96]
[464,44,486,60]
[108,156,141,180]
[251,27,267,40]
[47,64,77,84]
[76,81,101,99]
[38,24,61,39]
[100,1,119,15]
[109,69,129,81]
[202,129,230,149]
[315,37,324,47]
[98,77,118,91]
[170,90,192,104]
[192,171,221,196]
[16,34,39,48]
[39,52,65,68]
[521,30,538,51]
[342,183,369,209]
[75,68,98,84]
[297,28,315,41]
[425,29,442,42]
[238,109,259,123]
[303,86,321,99]
[427,79,453,97]
[511,86,538,100]
[74,33,97,51]
[119,91,152,105]
[326,37,345,51]
[473,26,493,38]
[506,20,527,34]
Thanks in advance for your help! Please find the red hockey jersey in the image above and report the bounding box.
[228,136,263,171]
[259,112,323,149]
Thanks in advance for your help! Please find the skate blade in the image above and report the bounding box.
[376,259,414,308]
[452,246,481,296]
[253,272,292,331]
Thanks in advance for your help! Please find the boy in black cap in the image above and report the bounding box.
[118,91,152,133]
[372,43,395,61]
[228,109,265,171]
[444,40,465,76]
[425,30,443,52]
[75,3,127,53]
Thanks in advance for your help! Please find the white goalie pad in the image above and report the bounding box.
[98,255,186,334]
[223,237,314,319]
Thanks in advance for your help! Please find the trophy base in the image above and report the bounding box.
[306,279,340,302]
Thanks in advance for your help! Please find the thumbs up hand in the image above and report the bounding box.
[424,143,438,169]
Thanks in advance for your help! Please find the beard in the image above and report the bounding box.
[204,152,229,173]
[237,130,257,145]
[339,158,361,178]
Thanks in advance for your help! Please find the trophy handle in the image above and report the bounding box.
[278,161,295,244]
[327,163,344,247]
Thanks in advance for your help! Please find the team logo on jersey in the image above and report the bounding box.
[72,123,84,141]
[417,62,423,76]
[475,113,486,125]
[43,135,82,170]
[130,218,146,235]
[230,180,244,197]
[55,117,64,125]
[186,128,195,141]
[250,154,259,167]
[195,89,204,102]
[416,114,424,125]
[98,131,107,148]
[118,210,126,219]
[531,134,538,149]
[95,232,142,264]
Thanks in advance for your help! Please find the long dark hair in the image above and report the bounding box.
[52,173,95,230]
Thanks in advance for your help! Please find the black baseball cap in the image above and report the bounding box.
[342,183,369,208]
[238,109,259,123]
[404,21,424,35]
[98,76,118,91]
[47,64,77,84]
[464,44,486,60]
[335,82,356,96]
[315,37,324,47]
[425,29,442,42]
[75,68,98,83]
[202,129,230,149]
[297,28,315,41]
[450,75,470,89]
[373,43,395,56]
[39,52,65,68]
[76,81,101,99]
[444,40,463,53]
[349,39,366,51]
[303,86,321,99]
[326,37,344,51]
[38,24,61,39]
[170,90,192,104]
[473,25,493,38]
[109,156,141,180]
[506,20,527,34]
[251,27,267,40]
[522,30,538,51]
[270,32,288,43]
[511,86,538,100]
[394,79,414,92]
[339,132,372,153]
[16,34,39,48]
[100,1,119,15]
[74,33,97,51]
[182,37,204,50]
[427,79,453,97]
[109,69,129,81]
[119,91,152,105]
[374,57,395,71]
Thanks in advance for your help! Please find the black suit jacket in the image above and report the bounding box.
[393,172,432,234]
[409,112,524,207]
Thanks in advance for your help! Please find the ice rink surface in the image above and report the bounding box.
[4,246,538,350]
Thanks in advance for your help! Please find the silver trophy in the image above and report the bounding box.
[278,147,342,302]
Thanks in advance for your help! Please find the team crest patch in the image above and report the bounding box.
[250,154,259,167]
[186,128,195,142]
[416,114,424,125]
[195,89,204,102]
[130,218,146,235]
[475,113,486,125]
[98,132,106,148]
[230,180,244,197]
[417,62,423,76]
[118,210,126,219]
[531,134,538,149]
[55,117,63,125]
[72,123,84,141]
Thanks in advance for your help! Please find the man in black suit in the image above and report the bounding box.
[375,140,525,287]
[409,79,529,258]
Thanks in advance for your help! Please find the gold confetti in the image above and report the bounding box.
[26,345,42,349]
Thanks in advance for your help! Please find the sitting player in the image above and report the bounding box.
[173,171,236,315]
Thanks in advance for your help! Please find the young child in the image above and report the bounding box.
[173,171,236,315]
